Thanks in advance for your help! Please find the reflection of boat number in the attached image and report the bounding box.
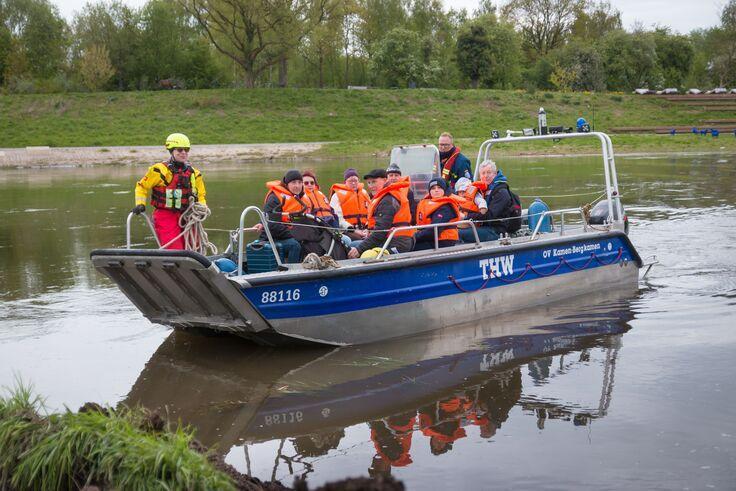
[321,408,330,418]
[264,411,303,426]
[261,289,301,304]
[319,286,329,297]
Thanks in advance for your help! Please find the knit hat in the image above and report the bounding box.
[343,168,359,181]
[428,177,449,194]
[283,169,303,185]
[386,163,402,175]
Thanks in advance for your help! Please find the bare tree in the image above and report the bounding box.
[502,0,583,56]
[180,0,332,87]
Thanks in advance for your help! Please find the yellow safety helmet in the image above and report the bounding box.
[165,133,191,150]
[360,247,391,259]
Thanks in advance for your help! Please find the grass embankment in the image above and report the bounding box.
[2,88,735,156]
[0,384,240,490]
[0,386,285,490]
[0,384,402,491]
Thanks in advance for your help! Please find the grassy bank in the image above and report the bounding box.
[3,88,735,155]
[0,384,239,490]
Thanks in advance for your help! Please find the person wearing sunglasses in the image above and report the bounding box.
[301,170,338,228]
[132,133,207,250]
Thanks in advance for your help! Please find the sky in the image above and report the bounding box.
[54,0,724,34]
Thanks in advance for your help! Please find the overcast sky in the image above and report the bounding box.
[55,0,724,34]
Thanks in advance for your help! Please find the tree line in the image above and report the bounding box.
[1,0,735,93]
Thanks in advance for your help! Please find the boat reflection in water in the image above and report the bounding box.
[124,286,638,480]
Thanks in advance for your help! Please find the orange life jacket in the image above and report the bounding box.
[150,162,196,210]
[330,183,371,228]
[416,196,461,242]
[367,180,415,238]
[264,181,307,222]
[459,181,488,213]
[450,193,471,215]
[418,412,467,443]
[304,188,332,219]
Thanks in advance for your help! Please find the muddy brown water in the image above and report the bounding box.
[1,154,735,489]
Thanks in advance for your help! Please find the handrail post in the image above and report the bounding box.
[376,229,398,260]
[580,208,588,231]
[126,211,160,249]
[238,206,284,277]
[530,212,545,240]
[126,212,133,249]
[469,222,481,246]
[561,214,565,235]
[434,225,439,250]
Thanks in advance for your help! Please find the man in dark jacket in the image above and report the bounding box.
[348,169,415,258]
[255,169,305,263]
[438,132,472,190]
[479,160,513,238]
[386,163,416,224]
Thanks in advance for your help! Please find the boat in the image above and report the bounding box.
[91,132,644,346]
[123,288,637,469]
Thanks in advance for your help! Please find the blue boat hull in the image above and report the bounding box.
[240,231,640,345]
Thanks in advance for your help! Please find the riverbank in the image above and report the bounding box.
[0,384,402,491]
[0,142,326,168]
[3,88,736,165]
[1,135,734,168]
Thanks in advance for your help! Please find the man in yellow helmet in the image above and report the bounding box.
[132,133,207,250]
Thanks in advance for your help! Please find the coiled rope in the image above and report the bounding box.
[158,202,218,255]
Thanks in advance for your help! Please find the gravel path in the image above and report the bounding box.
[0,142,326,168]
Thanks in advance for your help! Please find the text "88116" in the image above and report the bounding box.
[261,289,301,304]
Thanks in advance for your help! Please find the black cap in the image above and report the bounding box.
[363,168,387,179]
[283,169,303,185]
[386,163,402,175]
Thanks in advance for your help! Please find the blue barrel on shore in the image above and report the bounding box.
[528,198,552,233]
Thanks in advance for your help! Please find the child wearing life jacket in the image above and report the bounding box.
[414,177,461,250]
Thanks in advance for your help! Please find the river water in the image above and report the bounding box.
[1,154,735,489]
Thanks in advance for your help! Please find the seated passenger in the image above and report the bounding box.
[347,169,415,258]
[454,177,490,243]
[386,163,417,224]
[253,170,305,263]
[461,159,513,242]
[302,169,338,228]
[414,177,460,250]
[302,169,351,249]
[330,168,371,242]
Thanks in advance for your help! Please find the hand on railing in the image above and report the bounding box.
[131,204,146,215]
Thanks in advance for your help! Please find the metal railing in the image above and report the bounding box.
[474,132,624,230]
[374,220,482,260]
[236,206,284,276]
[126,212,160,249]
[529,207,588,240]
